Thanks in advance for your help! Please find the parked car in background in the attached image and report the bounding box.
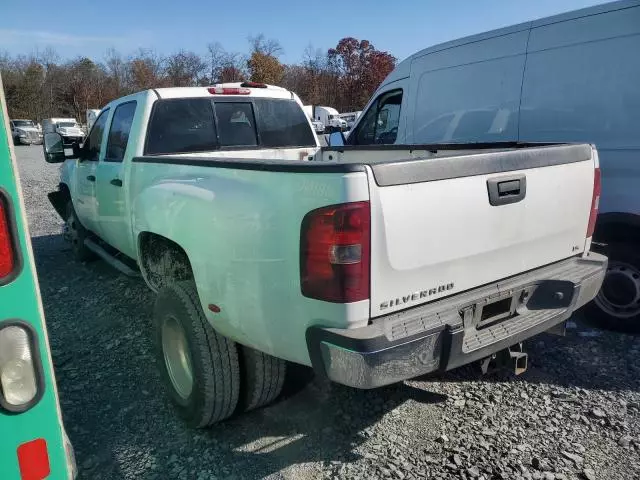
[9,119,42,145]
[42,118,85,145]
[345,0,640,331]
[44,82,605,428]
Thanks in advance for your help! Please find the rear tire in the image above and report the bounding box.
[239,346,286,411]
[64,202,95,262]
[584,242,640,333]
[154,281,240,427]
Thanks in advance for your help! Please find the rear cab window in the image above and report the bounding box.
[145,97,315,155]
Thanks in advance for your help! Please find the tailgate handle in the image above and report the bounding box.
[487,175,526,206]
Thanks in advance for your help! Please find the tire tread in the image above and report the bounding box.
[240,346,286,411]
[154,281,240,427]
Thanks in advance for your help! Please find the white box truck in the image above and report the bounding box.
[42,118,85,145]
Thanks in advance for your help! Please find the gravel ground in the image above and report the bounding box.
[14,145,640,480]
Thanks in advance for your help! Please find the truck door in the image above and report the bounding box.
[95,100,137,258]
[74,109,109,234]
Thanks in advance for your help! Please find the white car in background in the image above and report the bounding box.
[10,119,43,145]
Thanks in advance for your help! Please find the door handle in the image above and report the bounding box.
[487,175,526,206]
[498,180,521,196]
[110,178,123,187]
[87,175,96,182]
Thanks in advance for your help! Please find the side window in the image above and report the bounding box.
[214,102,257,147]
[82,110,109,161]
[105,101,137,162]
[351,90,403,145]
[412,56,524,143]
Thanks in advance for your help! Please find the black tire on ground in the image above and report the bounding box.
[154,281,240,427]
[239,346,286,412]
[583,242,640,333]
[65,201,95,262]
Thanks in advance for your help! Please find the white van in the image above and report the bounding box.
[344,0,640,331]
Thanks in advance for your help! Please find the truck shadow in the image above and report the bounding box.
[32,233,447,480]
[421,323,640,393]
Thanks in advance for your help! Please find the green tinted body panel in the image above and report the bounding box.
[0,78,71,478]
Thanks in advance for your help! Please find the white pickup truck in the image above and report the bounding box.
[44,83,607,428]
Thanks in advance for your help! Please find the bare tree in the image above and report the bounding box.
[105,48,128,97]
[206,42,227,84]
[248,34,283,57]
[166,50,206,87]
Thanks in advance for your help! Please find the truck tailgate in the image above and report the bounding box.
[367,144,595,317]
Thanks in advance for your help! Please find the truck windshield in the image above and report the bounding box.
[145,98,316,155]
[13,120,34,127]
[58,122,76,127]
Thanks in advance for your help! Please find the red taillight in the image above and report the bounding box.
[0,195,16,279]
[586,167,601,238]
[18,438,50,480]
[207,87,250,95]
[300,201,370,303]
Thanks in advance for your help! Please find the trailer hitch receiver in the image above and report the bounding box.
[479,343,528,376]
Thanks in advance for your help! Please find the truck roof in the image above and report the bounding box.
[315,106,339,115]
[153,83,298,101]
[44,118,78,123]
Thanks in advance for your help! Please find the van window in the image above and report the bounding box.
[351,90,403,145]
[413,56,523,143]
[106,101,137,162]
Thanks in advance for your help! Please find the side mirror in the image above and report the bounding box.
[328,131,346,147]
[43,133,79,163]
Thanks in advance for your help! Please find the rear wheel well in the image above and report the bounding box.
[594,213,640,246]
[138,233,193,291]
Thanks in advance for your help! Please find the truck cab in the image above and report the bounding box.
[10,119,42,145]
[42,118,85,146]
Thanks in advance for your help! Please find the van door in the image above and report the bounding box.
[95,100,137,257]
[408,29,528,144]
[520,5,640,217]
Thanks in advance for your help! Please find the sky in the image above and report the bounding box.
[0,0,610,64]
